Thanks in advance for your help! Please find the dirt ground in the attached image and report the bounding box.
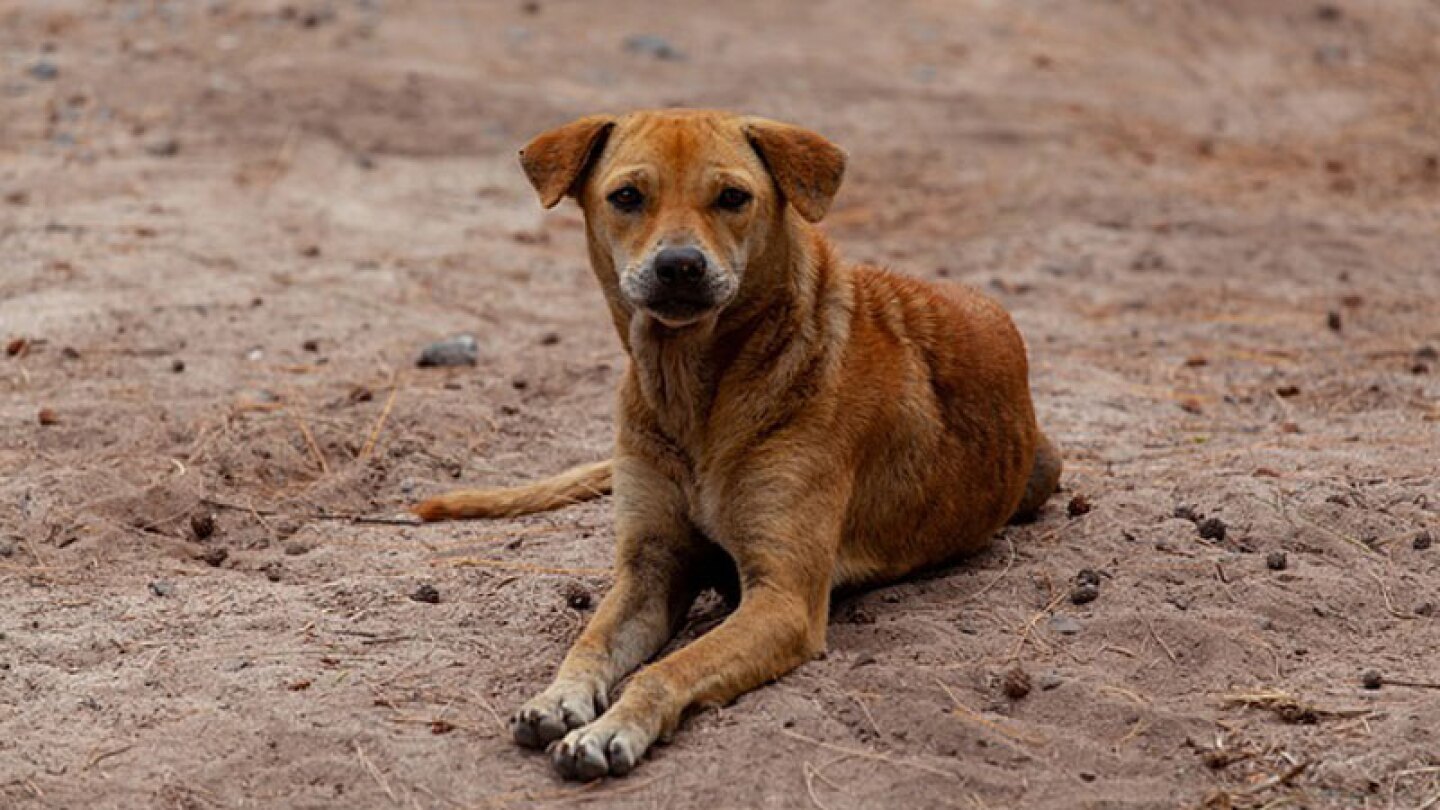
[2,1,1438,807]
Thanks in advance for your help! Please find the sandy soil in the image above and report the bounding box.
[2,1,1438,807]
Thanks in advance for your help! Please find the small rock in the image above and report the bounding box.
[564,582,592,610]
[417,334,478,368]
[171,358,186,373]
[1266,551,1288,571]
[1036,672,1064,691]
[37,408,59,426]
[1197,517,1227,542]
[302,338,320,352]
[299,244,321,258]
[1314,44,1349,66]
[283,540,311,556]
[623,33,685,61]
[1361,670,1383,690]
[1275,385,1300,398]
[1066,494,1092,518]
[1047,615,1082,636]
[1417,345,1439,362]
[262,561,283,582]
[1327,310,1343,331]
[190,513,216,540]
[410,583,441,604]
[5,337,29,357]
[539,331,562,346]
[1414,532,1433,551]
[200,547,228,567]
[28,59,59,81]
[1173,504,1201,523]
[1001,666,1031,700]
[1315,3,1342,22]
[0,539,15,557]
[220,658,250,673]
[61,347,80,360]
[1070,582,1099,605]
[144,136,180,157]
[348,385,374,403]
[1417,602,1435,617]
[149,580,176,598]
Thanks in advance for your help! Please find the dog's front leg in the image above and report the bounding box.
[550,522,837,780]
[511,460,704,750]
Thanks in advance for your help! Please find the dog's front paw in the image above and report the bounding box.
[551,717,651,781]
[511,678,607,749]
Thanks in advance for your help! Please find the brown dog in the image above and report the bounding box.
[415,109,1061,780]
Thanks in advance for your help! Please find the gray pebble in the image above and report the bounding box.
[1047,615,1082,636]
[623,34,685,61]
[417,334,478,367]
[1314,44,1349,66]
[28,60,59,81]
[1037,672,1064,691]
[144,135,180,157]
[149,580,176,598]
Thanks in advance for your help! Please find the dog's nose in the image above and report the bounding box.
[653,247,707,286]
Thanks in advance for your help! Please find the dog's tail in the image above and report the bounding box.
[1009,432,1063,524]
[412,459,613,522]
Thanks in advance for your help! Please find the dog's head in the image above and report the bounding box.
[518,110,845,328]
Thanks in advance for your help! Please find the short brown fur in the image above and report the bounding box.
[414,109,1061,780]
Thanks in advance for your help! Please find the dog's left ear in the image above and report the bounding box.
[519,115,616,208]
[743,118,847,222]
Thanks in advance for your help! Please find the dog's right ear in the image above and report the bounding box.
[518,116,616,208]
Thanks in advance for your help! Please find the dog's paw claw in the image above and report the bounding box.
[551,721,647,781]
[511,680,605,749]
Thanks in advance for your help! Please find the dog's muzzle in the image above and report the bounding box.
[625,246,731,325]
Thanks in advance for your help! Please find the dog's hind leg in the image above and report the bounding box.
[1009,432,1062,524]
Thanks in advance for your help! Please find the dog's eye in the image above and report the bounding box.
[607,186,644,212]
[715,187,752,211]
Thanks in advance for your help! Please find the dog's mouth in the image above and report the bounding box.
[641,295,720,328]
